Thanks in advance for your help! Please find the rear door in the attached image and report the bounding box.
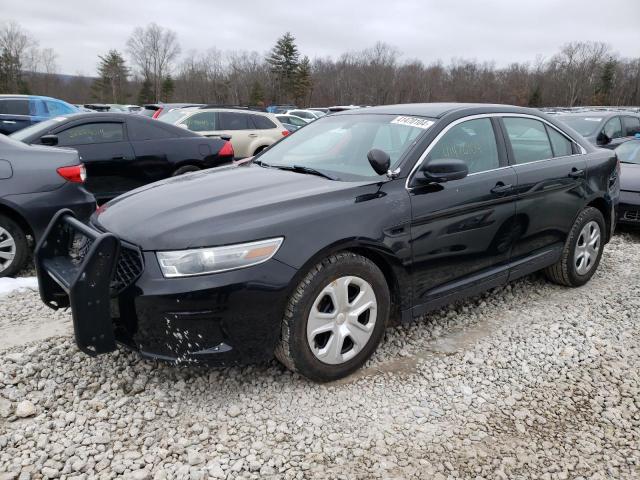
[54,120,135,200]
[623,116,640,140]
[0,99,33,135]
[127,117,182,182]
[218,111,254,158]
[500,115,587,279]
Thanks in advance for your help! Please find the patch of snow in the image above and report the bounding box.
[0,277,39,297]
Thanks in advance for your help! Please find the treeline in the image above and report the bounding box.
[1,20,639,108]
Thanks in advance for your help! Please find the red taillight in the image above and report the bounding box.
[282,130,289,136]
[152,107,163,119]
[57,164,86,183]
[219,140,234,157]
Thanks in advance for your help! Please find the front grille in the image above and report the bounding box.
[111,245,144,295]
[623,210,640,222]
[66,229,143,295]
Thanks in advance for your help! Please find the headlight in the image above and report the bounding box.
[156,237,284,278]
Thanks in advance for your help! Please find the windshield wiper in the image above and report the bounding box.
[253,159,270,167]
[270,165,338,180]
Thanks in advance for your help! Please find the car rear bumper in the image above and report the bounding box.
[36,211,297,365]
[6,183,96,242]
[618,191,640,225]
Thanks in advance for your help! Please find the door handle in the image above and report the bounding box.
[112,155,130,160]
[248,133,258,138]
[2,120,16,124]
[568,168,585,179]
[491,182,513,194]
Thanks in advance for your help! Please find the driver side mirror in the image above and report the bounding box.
[40,134,58,146]
[597,131,611,145]
[420,158,468,183]
[367,148,391,176]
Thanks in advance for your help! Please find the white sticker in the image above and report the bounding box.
[391,116,434,130]
[584,117,602,122]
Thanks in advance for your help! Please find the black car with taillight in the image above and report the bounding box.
[11,112,234,202]
[36,104,619,381]
[0,134,94,277]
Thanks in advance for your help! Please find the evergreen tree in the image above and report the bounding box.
[266,32,300,102]
[293,56,312,106]
[161,75,175,102]
[594,59,616,105]
[249,80,265,106]
[137,77,154,104]
[93,50,130,103]
[527,85,542,107]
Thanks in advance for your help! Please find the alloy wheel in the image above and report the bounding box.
[574,220,600,276]
[0,226,16,273]
[306,275,378,365]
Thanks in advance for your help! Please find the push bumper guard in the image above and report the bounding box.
[35,209,120,355]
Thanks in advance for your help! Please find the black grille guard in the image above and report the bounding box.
[35,209,120,356]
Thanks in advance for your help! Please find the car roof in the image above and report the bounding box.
[0,94,69,101]
[335,103,538,118]
[556,111,640,119]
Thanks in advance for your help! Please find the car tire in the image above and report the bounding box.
[544,207,605,287]
[0,214,29,278]
[172,165,200,176]
[275,252,390,382]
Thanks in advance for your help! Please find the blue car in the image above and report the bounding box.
[0,95,79,135]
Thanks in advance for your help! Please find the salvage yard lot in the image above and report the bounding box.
[1,231,639,479]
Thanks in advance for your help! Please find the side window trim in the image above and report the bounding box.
[406,113,586,189]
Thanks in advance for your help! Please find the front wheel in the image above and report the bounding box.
[275,252,390,382]
[545,207,605,287]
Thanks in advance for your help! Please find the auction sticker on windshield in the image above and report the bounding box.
[391,116,434,129]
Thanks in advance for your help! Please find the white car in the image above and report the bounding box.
[285,109,322,122]
[160,108,289,158]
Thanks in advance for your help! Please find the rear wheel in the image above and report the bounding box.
[544,207,605,287]
[172,165,200,176]
[275,252,390,382]
[0,214,28,278]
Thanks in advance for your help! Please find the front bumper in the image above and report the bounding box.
[36,211,297,365]
[618,191,640,225]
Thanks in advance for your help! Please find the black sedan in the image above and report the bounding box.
[36,103,619,381]
[0,135,94,277]
[11,113,234,202]
[615,139,640,226]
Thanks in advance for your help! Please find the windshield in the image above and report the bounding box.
[159,109,189,125]
[10,116,69,141]
[256,114,431,181]
[557,116,603,136]
[616,140,640,164]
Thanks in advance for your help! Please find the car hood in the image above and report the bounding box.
[95,163,371,250]
[621,163,640,191]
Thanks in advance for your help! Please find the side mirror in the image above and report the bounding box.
[40,134,58,146]
[367,148,391,176]
[421,158,468,183]
[597,132,611,145]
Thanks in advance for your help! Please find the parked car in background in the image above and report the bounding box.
[308,108,329,116]
[267,104,297,114]
[556,111,640,149]
[36,103,618,381]
[0,95,79,135]
[83,104,111,112]
[0,134,94,277]
[614,138,640,226]
[285,109,321,121]
[160,107,289,158]
[140,103,205,119]
[11,113,234,202]
[276,114,308,128]
[281,123,300,134]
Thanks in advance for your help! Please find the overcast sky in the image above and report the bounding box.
[2,0,639,76]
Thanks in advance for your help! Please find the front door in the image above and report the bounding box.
[408,117,519,315]
[499,115,587,278]
[54,121,135,200]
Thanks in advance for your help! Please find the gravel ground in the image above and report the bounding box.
[1,232,639,479]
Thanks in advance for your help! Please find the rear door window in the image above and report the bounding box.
[251,115,276,130]
[57,123,125,146]
[183,112,217,132]
[128,118,178,140]
[0,99,30,115]
[545,126,574,157]
[46,100,75,116]
[503,117,553,164]
[623,116,640,137]
[219,112,250,130]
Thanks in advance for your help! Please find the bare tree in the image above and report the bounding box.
[126,23,181,102]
